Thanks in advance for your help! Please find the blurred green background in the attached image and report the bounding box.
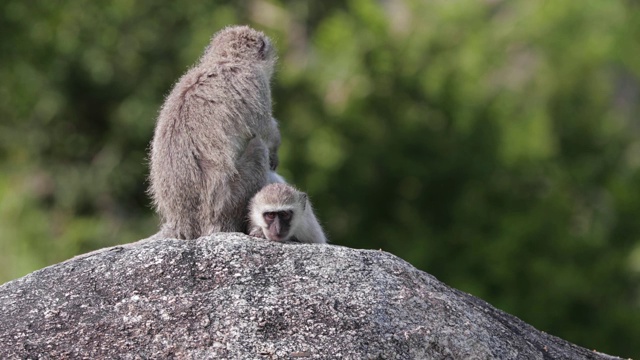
[1,0,639,357]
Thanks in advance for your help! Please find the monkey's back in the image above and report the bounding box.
[149,60,273,239]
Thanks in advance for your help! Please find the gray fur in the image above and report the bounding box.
[267,170,287,184]
[149,25,281,239]
[248,183,328,244]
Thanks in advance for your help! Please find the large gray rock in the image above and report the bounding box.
[0,234,622,359]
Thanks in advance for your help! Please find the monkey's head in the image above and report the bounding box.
[204,25,276,74]
[249,183,307,242]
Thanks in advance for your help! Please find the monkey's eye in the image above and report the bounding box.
[264,212,276,221]
[279,211,293,220]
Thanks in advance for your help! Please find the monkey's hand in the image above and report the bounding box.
[248,227,267,239]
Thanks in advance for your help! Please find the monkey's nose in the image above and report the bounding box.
[273,218,281,234]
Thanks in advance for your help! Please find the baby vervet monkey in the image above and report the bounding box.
[248,183,328,244]
[149,25,283,240]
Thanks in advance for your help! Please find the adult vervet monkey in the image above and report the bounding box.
[149,26,282,239]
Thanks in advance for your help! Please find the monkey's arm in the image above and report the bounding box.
[235,135,269,185]
[224,135,270,233]
[267,171,286,184]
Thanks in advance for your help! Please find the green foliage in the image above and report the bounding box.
[1,0,639,357]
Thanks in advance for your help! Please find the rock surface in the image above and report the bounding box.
[0,234,623,359]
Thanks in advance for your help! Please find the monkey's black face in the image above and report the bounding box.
[263,210,293,241]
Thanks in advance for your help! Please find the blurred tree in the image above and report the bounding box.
[0,0,639,357]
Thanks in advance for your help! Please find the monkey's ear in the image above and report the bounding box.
[258,38,271,60]
[300,194,308,211]
[258,39,266,58]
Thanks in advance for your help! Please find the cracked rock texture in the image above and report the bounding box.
[0,233,623,359]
